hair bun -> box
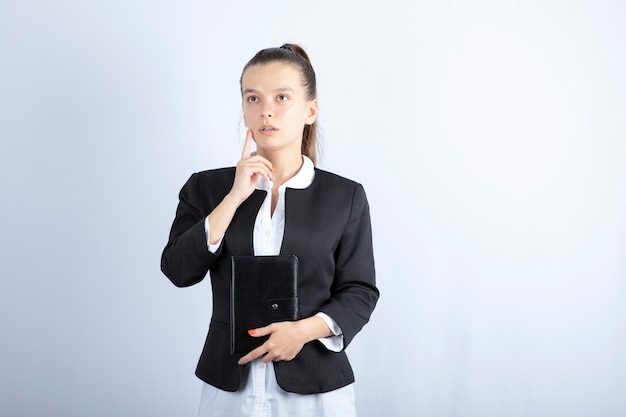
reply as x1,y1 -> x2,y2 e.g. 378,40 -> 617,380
280,43 -> 312,64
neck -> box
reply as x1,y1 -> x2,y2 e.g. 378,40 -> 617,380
258,149 -> 303,187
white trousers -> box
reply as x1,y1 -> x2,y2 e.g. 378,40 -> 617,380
197,360 -> 356,417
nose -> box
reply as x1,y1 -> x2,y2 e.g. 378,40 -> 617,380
261,102 -> 274,119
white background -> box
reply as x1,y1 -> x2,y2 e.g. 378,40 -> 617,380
1,1 -> 625,416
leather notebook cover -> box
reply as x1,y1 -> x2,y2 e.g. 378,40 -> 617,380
230,255 -> 299,355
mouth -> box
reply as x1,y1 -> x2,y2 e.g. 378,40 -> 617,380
260,125 -> 278,134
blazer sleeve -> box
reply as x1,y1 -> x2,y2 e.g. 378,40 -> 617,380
318,183 -> 379,348
161,173 -> 222,287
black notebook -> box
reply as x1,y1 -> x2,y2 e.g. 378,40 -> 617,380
230,255 -> 299,355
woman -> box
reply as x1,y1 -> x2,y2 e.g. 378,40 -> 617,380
161,44 -> 379,416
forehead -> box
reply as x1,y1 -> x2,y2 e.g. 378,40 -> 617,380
241,62 -> 304,92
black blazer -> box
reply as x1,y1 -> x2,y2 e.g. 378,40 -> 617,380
161,167 -> 379,394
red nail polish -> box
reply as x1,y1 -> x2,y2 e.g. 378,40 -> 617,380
248,329 -> 256,335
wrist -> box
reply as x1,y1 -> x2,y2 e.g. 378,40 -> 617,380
225,191 -> 247,206
298,316 -> 332,343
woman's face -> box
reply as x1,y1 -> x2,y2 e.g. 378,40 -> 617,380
241,62 -> 317,156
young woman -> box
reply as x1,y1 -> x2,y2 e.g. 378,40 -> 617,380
161,44 -> 379,417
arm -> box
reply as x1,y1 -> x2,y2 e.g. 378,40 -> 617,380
161,130 -> 274,287
160,172 -> 222,287
317,183 -> 379,348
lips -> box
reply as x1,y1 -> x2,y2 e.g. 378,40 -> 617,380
260,125 -> 278,134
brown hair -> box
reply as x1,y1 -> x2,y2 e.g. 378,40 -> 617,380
240,43 -> 319,165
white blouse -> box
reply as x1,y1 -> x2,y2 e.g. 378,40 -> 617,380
199,156 -> 356,417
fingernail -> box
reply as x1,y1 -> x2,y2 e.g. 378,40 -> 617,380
246,129 -> 250,136
248,329 -> 256,335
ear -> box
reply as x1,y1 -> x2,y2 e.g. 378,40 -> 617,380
305,98 -> 318,125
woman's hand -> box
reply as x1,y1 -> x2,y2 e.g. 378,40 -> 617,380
237,316 -> 333,365
228,129 -> 274,203
206,130 -> 274,245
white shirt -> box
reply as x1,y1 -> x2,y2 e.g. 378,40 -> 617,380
199,156 -> 356,417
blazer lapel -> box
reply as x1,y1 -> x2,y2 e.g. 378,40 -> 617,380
225,190 -> 266,255
281,185 -> 327,256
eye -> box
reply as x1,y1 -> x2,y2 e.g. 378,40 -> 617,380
247,96 -> 259,103
277,94 -> 289,102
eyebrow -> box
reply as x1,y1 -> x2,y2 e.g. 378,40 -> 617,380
242,87 -> 295,95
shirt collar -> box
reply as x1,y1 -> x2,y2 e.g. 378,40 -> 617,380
257,155 -> 315,191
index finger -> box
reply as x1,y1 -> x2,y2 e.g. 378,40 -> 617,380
241,129 -> 252,160
237,344 -> 267,366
